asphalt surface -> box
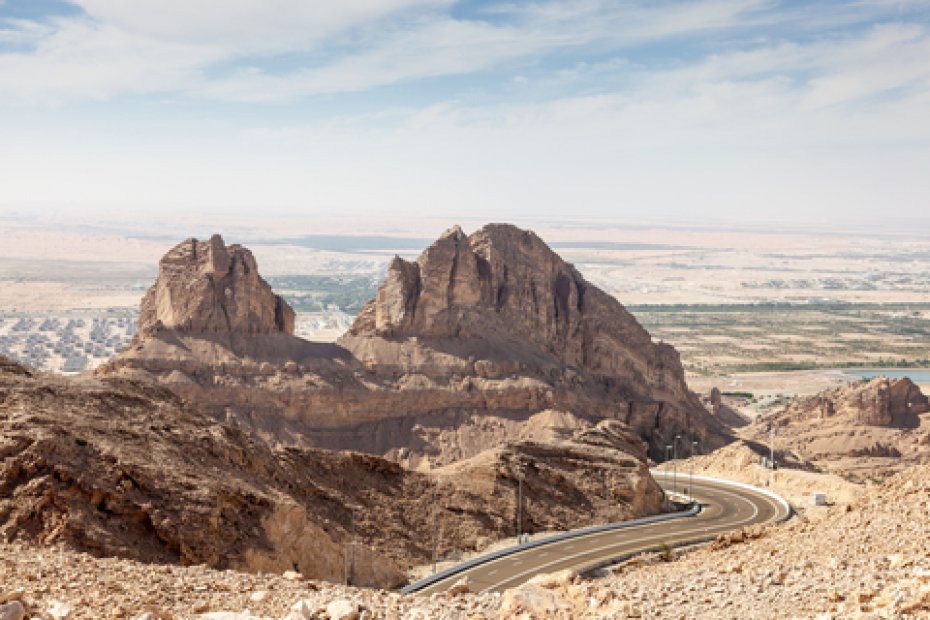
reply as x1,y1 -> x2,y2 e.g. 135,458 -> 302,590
412,472 -> 789,595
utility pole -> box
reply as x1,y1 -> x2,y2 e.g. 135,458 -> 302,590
665,444 -> 672,503
345,505 -> 359,586
769,426 -> 776,486
517,475 -> 524,543
603,471 -> 613,523
431,483 -> 439,574
673,434 -> 680,494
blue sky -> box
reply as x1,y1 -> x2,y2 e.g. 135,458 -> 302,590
1,0 -> 929,229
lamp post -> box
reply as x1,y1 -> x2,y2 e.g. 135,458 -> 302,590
673,434 -> 680,494
604,471 -> 613,524
769,426 -> 776,486
665,444 -> 672,501
431,482 -> 442,574
691,440 -> 698,502
517,474 -> 524,543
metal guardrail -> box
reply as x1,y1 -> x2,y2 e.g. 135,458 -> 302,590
574,472 -> 794,576
403,471 -> 793,594
652,470 -> 794,523
401,500 -> 700,594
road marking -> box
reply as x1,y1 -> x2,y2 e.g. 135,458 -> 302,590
415,477 -> 789,595
480,485 -> 764,593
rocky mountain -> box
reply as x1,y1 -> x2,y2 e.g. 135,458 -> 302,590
743,377 -> 930,479
103,226 -> 729,464
4,444 -> 929,618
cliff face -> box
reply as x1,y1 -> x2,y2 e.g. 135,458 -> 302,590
341,224 -> 725,459
103,224 -> 729,463
138,234 -> 294,337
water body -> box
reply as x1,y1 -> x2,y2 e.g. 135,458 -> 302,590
844,369 -> 930,383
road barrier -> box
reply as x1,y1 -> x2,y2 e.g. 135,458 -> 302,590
403,471 -> 792,594
402,500 -> 700,594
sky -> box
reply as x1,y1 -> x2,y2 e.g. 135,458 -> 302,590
1,0 -> 929,230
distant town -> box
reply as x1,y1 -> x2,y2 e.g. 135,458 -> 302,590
0,305 -> 362,374
0,311 -> 138,373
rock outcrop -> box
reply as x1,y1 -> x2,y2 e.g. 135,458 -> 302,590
341,224 -> 729,460
0,357 -> 664,584
102,225 -> 731,464
743,377 -> 930,478
438,420 -> 665,537
780,376 -> 928,428
138,234 -> 294,337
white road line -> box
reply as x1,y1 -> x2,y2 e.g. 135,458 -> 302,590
480,485 -> 763,593
418,477 -> 787,594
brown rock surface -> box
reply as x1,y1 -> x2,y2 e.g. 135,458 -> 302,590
742,377 -> 930,479
2,460 -> 929,618
0,356 -> 662,588
0,356 -> 403,588
779,376 -> 928,428
138,234 -> 294,337
103,224 -> 729,464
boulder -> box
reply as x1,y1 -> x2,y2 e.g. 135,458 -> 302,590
0,601 -> 25,620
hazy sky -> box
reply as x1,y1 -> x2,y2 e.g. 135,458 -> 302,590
1,0 -> 929,228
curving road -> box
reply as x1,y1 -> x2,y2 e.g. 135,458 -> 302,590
406,472 -> 791,595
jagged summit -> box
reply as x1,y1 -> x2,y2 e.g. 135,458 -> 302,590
138,234 -> 294,337
347,222 -> 686,394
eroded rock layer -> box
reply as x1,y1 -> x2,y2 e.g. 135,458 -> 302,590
103,224 -> 730,463
0,357 -> 663,583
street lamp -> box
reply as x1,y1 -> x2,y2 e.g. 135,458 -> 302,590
690,440 -> 699,502
517,474 -> 524,543
431,482 -> 440,574
604,471 -> 614,524
769,426 -> 776,486
665,444 -> 672,500
673,434 -> 681,494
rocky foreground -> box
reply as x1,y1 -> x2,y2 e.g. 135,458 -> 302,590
0,355 -> 668,590
3,463 -> 928,619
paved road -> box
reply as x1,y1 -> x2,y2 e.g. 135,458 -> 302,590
410,472 -> 790,595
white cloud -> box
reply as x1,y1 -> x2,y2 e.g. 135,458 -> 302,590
72,0 -> 451,54
0,0 -> 780,102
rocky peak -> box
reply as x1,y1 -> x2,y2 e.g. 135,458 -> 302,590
138,234 -> 294,337
782,376 -> 928,428
351,223 -> 623,368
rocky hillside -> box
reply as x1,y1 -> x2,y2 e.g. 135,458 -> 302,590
3,461 -> 928,618
742,377 -> 930,479
0,356 -> 662,588
103,226 -> 729,464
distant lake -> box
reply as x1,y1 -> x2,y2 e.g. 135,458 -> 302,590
844,369 -> 930,383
